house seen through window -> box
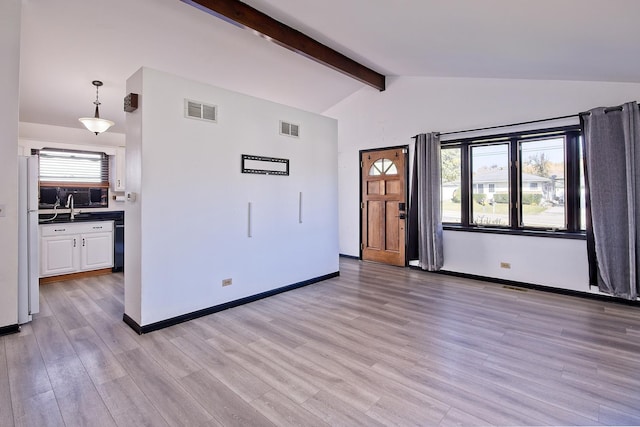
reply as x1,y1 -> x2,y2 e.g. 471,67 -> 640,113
440,126 -> 584,233
441,147 -> 461,223
471,143 -> 509,226
520,137 -> 565,228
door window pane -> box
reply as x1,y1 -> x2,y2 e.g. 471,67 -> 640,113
471,144 -> 509,226
441,147 -> 461,223
369,158 -> 397,176
519,137 -> 566,229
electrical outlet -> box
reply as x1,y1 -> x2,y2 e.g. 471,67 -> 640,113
500,262 -> 511,269
222,278 -> 232,287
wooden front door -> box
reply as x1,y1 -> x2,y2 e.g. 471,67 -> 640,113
361,147 -> 407,266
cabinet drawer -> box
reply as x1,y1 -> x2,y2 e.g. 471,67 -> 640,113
40,224 -> 77,237
41,220 -> 113,236
83,221 -> 113,233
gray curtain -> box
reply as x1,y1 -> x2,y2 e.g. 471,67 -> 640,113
415,133 -> 444,271
582,101 -> 640,299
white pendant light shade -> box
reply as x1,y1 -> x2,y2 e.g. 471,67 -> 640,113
79,117 -> 115,134
79,80 -> 114,135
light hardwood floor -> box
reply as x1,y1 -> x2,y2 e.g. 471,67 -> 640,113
2,258 -> 640,426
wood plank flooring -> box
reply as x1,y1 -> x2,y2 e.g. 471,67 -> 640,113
2,258 -> 640,426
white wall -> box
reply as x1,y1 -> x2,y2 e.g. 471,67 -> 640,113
124,69 -> 143,324
0,0 -> 21,329
325,76 -> 640,293
126,68 -> 338,326
443,231 -> 589,292
19,122 -> 125,149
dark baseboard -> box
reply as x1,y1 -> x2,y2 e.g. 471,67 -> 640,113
428,268 -> 640,307
0,324 -> 20,337
122,313 -> 142,335
123,271 -> 340,334
339,253 -> 359,260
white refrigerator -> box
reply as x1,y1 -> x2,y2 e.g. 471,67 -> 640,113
18,155 -> 40,324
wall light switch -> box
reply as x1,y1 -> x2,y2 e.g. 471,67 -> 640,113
0,204 -> 6,217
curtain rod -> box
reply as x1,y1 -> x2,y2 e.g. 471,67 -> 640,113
434,113 -> 578,137
411,101 -> 638,139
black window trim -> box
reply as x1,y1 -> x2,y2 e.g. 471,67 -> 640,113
441,125 -> 585,239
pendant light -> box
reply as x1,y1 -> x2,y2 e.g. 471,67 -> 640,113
78,80 -> 115,135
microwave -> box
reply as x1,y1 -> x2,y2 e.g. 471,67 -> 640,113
39,186 -> 108,209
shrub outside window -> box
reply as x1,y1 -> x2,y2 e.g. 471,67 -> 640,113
441,147 -> 462,223
471,144 -> 510,227
440,126 -> 583,235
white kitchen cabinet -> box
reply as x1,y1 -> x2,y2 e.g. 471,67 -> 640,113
80,231 -> 114,270
40,233 -> 78,276
40,221 -> 113,277
111,146 -> 126,191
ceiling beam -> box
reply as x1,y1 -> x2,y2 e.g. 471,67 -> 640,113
181,0 -> 385,91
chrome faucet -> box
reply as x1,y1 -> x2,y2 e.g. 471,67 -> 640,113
66,194 -> 75,220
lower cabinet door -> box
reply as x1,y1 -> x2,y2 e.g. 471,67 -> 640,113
80,232 -> 114,271
41,235 -> 78,276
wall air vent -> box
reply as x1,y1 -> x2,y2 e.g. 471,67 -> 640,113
185,99 -> 217,122
280,120 -> 300,138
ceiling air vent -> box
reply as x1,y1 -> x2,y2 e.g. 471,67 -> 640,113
280,120 -> 300,138
185,99 -> 217,122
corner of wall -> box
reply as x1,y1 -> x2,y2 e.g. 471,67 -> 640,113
0,0 -> 22,328
123,68 -> 144,325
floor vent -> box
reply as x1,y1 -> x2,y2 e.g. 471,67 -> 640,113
185,99 -> 217,122
280,120 -> 300,138
503,285 -> 528,292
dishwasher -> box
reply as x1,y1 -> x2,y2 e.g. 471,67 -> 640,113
113,214 -> 124,272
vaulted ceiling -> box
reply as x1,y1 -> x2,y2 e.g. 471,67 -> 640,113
18,0 -> 640,134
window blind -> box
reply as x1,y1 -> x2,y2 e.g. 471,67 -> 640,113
36,148 -> 109,185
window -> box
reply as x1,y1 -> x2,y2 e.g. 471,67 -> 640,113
471,144 -> 509,226
520,137 -> 565,229
369,158 -> 398,176
440,126 -> 583,234
441,147 -> 462,223
36,148 -> 109,186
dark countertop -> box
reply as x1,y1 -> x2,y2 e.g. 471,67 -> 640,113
39,210 -> 124,224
